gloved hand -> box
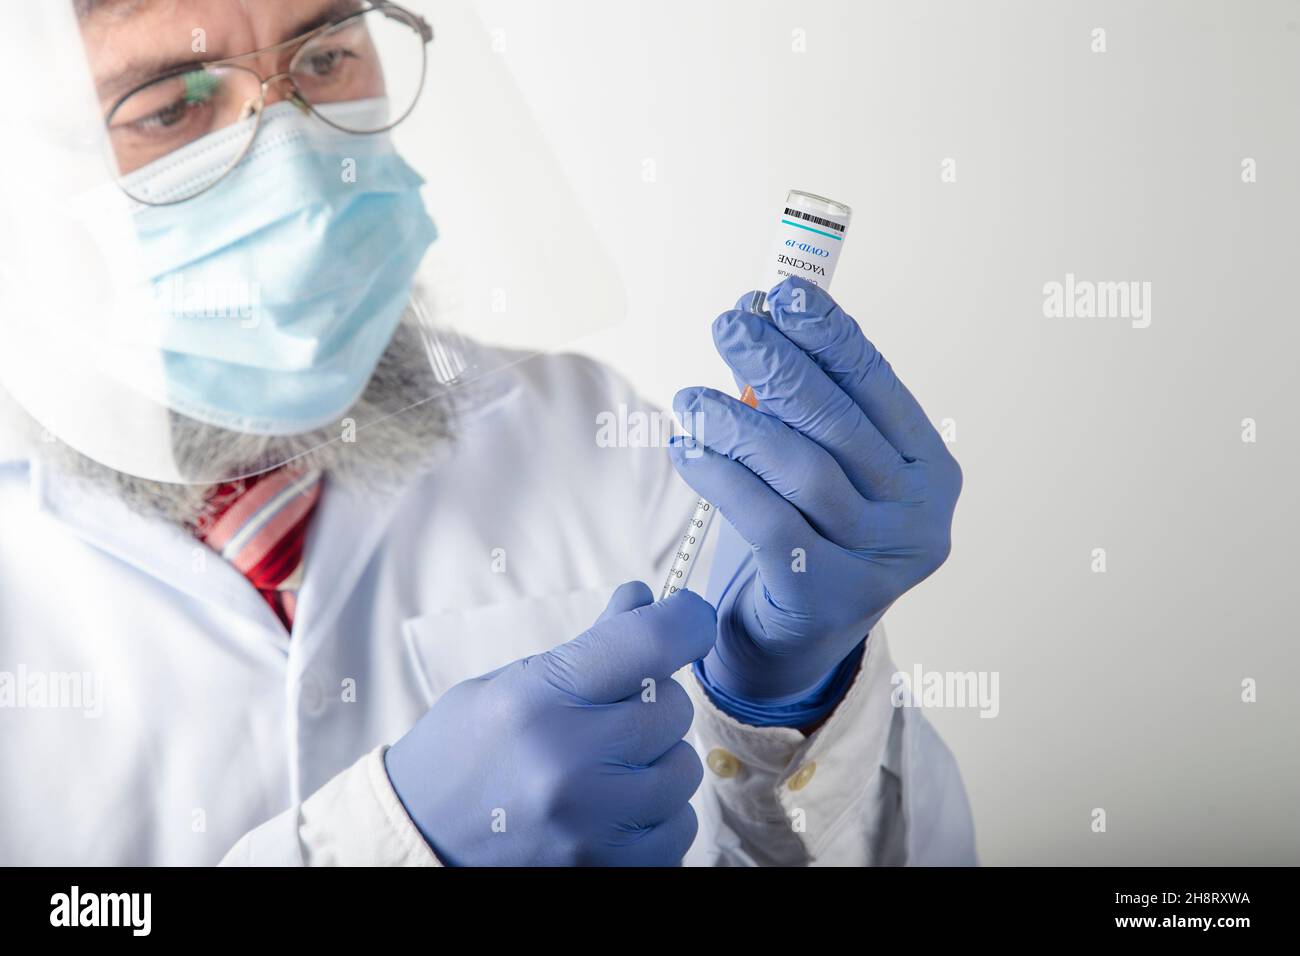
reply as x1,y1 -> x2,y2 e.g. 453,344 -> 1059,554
384,583 -> 715,866
669,276 -> 962,724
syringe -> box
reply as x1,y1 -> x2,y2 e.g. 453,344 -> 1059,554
660,190 -> 853,600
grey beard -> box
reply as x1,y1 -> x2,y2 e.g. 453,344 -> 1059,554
24,309 -> 460,527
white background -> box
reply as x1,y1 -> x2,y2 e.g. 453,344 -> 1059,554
458,0 -> 1300,864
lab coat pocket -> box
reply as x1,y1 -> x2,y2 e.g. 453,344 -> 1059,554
401,586 -> 616,703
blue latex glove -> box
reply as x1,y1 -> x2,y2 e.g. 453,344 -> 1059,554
384,583 -> 715,866
669,276 -> 962,723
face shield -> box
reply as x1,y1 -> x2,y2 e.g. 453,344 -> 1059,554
0,0 -> 624,484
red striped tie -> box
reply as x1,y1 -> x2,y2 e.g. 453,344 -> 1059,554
190,467 -> 323,631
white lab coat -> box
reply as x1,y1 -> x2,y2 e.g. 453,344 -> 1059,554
0,351 -> 976,866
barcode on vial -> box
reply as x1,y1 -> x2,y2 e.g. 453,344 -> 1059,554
783,208 -> 846,233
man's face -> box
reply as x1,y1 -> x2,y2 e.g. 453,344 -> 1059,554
78,1 -> 380,174
43,0 -> 446,498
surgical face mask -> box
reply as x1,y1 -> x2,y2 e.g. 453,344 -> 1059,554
115,96 -> 438,435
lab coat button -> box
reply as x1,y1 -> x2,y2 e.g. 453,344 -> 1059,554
706,748 -> 740,779
300,675 -> 325,717
787,762 -> 816,791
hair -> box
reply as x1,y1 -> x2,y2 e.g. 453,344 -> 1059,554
21,307 -> 462,526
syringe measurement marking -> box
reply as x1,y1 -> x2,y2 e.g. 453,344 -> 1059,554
660,498 -> 714,599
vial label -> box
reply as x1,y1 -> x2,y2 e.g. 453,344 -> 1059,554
762,203 -> 850,293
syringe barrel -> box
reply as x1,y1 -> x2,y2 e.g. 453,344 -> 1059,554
660,497 -> 716,600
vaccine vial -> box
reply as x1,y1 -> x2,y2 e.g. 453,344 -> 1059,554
662,189 -> 852,600
739,189 -> 853,407
750,189 -> 853,314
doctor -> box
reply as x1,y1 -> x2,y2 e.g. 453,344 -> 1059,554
0,0 -> 975,866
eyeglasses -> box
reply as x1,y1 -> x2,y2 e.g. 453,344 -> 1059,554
105,1 -> 433,205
